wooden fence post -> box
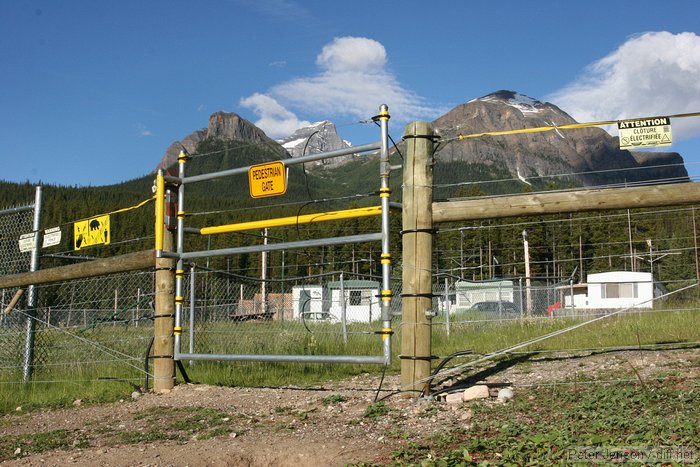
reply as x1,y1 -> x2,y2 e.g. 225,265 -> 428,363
401,121 -> 435,395
154,228 -> 175,392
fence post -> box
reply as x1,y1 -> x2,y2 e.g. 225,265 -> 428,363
340,272 -> 347,343
444,277 -> 451,337
154,227 -> 175,391
401,121 -> 435,395
22,186 -> 42,383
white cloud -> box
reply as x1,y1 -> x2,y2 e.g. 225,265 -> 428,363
315,36 -> 386,73
547,31 -> 700,140
137,123 -> 153,137
240,93 -> 311,138
240,36 -> 442,138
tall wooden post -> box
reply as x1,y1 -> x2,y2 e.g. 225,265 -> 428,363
154,228 -> 175,391
401,121 -> 435,395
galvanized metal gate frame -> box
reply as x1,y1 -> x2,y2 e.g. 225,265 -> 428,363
155,105 -> 394,365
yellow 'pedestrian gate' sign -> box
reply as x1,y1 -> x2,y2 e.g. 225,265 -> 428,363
248,161 -> 287,198
74,215 -> 110,250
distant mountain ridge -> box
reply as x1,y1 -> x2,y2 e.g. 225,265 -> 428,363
156,91 -> 688,187
432,90 -> 687,187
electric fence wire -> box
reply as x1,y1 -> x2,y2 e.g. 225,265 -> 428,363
186,191 -> 377,217
438,110 -> 700,145
411,282 -> 699,398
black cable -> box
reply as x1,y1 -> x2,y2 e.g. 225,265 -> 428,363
373,121 -> 404,161
300,130 -> 321,201
422,349 -> 476,396
373,363 -> 388,403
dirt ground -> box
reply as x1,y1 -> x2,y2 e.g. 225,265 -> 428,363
1,348 -> 698,466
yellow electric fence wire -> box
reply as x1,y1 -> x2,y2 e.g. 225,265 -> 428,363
74,196 -> 155,223
456,111 -> 700,141
200,205 -> 383,235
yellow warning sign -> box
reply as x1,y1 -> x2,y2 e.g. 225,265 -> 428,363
74,215 -> 110,250
248,161 -> 287,198
618,117 -> 672,150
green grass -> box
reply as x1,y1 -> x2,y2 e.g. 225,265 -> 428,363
0,405 -> 238,461
433,307 -> 700,356
377,379 -> 700,466
0,308 -> 698,415
0,429 -> 85,460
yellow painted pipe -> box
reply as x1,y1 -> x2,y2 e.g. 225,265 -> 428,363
154,174 -> 165,251
200,205 -> 382,235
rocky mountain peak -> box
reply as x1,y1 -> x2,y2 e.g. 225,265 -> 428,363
155,112 -> 286,172
277,120 -> 353,165
434,90 -> 687,187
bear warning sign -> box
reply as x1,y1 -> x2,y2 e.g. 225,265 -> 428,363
74,215 -> 110,250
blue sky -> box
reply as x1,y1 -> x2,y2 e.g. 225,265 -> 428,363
2,0 -> 700,187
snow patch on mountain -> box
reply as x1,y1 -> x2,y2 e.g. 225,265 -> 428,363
471,90 -> 545,114
277,120 -> 355,165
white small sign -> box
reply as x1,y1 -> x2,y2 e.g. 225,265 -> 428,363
618,117 -> 672,150
18,232 -> 36,253
43,226 -> 61,248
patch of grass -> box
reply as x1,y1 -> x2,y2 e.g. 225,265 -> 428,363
391,380 -> 700,465
296,409 -> 315,421
392,441 -> 430,462
321,394 -> 347,405
386,428 -> 410,440
363,401 -> 390,418
130,406 -> 234,442
273,421 -> 296,432
0,429 -> 78,460
0,377 -> 138,415
117,430 -> 174,444
420,403 -> 441,418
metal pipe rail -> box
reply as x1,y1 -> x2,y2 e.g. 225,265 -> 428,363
174,352 -> 387,365
158,233 -> 383,261
164,141 -> 381,185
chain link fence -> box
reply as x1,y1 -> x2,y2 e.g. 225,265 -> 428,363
1,264 -> 697,386
2,193 -> 699,387
431,277 -> 572,327
1,271 -> 155,385
178,267 -> 399,359
0,202 -> 34,382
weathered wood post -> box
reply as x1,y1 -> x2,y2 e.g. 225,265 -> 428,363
401,121 -> 435,395
153,226 -> 175,391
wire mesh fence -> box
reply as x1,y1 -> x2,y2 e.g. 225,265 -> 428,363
1,193 -> 700,388
1,265 -> 698,387
0,201 -> 35,383
178,267 -> 398,359
1,271 -> 155,385
0,205 -> 33,277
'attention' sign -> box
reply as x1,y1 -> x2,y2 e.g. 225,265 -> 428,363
248,161 -> 287,198
618,117 -> 672,150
